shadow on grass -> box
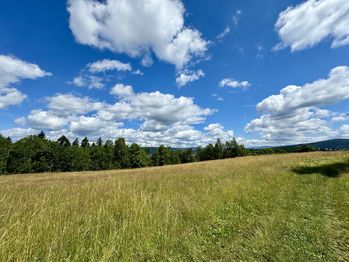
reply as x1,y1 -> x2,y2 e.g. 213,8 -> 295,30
292,161 -> 349,178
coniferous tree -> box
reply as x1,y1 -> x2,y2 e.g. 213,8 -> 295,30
152,145 -> 182,166
179,149 -> 195,163
104,140 -> 114,169
72,138 -> 79,147
129,143 -> 151,168
81,137 -> 90,148
113,138 -> 130,168
38,131 -> 46,140
0,132 -> 249,175
214,138 -> 224,159
97,137 -> 103,147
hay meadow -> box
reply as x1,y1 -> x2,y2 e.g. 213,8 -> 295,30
0,152 -> 348,261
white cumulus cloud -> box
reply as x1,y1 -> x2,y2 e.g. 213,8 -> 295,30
67,0 -> 208,69
88,59 -> 132,73
256,66 -> 349,114
246,66 -> 349,145
176,70 -> 204,87
0,55 -> 51,109
4,87 -> 235,147
110,84 -> 134,98
275,0 -> 349,51
70,59 -> 141,89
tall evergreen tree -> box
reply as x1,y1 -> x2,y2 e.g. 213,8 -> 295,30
129,143 -> 151,168
72,138 -> 79,147
37,131 -> 46,140
179,149 -> 196,163
81,137 -> 90,148
214,138 -> 224,159
104,140 -> 114,169
97,137 -> 103,147
113,138 -> 130,168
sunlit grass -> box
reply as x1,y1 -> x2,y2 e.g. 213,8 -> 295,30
0,152 -> 348,261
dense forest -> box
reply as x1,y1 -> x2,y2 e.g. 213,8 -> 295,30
0,131 -> 250,175
0,131 -> 325,175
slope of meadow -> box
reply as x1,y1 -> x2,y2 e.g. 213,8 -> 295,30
0,152 -> 348,261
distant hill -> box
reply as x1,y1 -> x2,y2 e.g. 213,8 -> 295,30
143,139 -> 349,154
276,139 -> 349,152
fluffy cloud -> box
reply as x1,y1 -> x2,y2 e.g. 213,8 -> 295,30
0,55 -> 50,109
70,59 -> 140,89
246,108 -> 336,145
176,70 -> 204,87
219,78 -> 250,89
110,84 -> 134,97
246,66 -> 349,145
256,66 -> 349,114
69,116 -> 124,136
3,122 -> 233,148
68,0 -> 207,69
5,88 -> 233,147
0,88 -> 27,109
100,86 -> 213,126
88,59 -> 132,73
0,128 -> 41,141
340,125 -> 349,138
203,123 -> 234,143
47,93 -> 104,115
275,0 -> 349,51
27,110 -> 68,130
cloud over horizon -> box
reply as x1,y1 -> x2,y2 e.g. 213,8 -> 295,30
3,87 -> 234,147
246,66 -> 349,145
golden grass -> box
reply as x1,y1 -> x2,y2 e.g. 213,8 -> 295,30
0,152 -> 348,261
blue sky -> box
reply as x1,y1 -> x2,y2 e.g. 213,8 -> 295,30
0,0 -> 349,147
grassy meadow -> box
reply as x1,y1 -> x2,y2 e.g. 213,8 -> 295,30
0,152 -> 348,261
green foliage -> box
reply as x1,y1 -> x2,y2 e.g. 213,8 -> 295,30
296,145 -> 317,152
129,143 -> 151,168
90,146 -> 109,171
198,139 -> 247,161
58,135 -> 71,147
0,135 -> 12,174
114,138 -> 130,169
81,137 -> 90,148
70,147 -> 91,171
152,145 -> 180,166
6,135 -> 56,174
179,149 -> 196,163
72,138 -> 79,147
0,132 -> 250,175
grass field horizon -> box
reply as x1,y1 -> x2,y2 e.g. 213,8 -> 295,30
1,152 -> 348,261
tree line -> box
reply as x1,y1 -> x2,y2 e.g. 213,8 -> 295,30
0,132 -> 249,175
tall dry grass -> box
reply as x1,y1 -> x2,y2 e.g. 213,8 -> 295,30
0,152 -> 348,261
